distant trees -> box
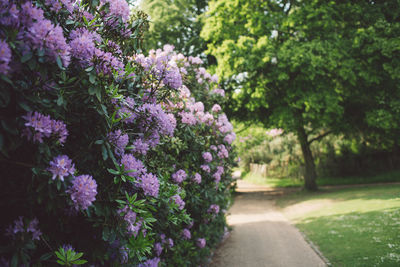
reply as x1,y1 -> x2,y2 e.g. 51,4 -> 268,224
140,0 -> 208,57
202,0 -> 400,190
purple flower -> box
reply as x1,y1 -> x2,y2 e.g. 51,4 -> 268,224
179,111 -> 196,125
22,112 -> 68,144
211,89 -> 225,97
197,238 -> 206,248
0,40 -> 11,75
0,2 -> 20,27
216,114 -> 233,133
27,218 -> 42,240
120,246 -> 129,264
200,165 -> 210,173
121,154 -> 147,179
224,133 -> 236,144
62,244 -> 75,252
213,166 -> 224,183
193,173 -> 201,184
138,173 -> 159,197
167,238 -> 174,248
171,194 -> 185,210
211,104 -> 222,113
138,257 -> 160,267
154,242 -> 162,256
217,144 -> 229,159
20,2 -> 45,27
208,204 -> 220,214
69,28 -> 96,66
26,18 -> 71,67
131,138 -> 150,155
118,205 -> 140,236
202,152 -> 213,163
103,0 -> 130,22
188,56 -> 203,64
108,130 -> 129,155
6,217 -> 42,241
68,175 -> 97,210
50,119 -> 68,144
182,228 -> 191,240
172,169 -> 187,183
48,155 -> 75,181
94,48 -> 124,76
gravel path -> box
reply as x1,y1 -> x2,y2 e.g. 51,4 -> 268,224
210,179 -> 327,267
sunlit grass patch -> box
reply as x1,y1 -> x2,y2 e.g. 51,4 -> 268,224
241,172 -> 303,187
278,185 -> 400,266
241,169 -> 400,188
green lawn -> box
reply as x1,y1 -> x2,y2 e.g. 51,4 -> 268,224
241,170 -> 400,188
277,185 -> 400,266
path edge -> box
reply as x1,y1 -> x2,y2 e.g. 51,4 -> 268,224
295,226 -> 332,266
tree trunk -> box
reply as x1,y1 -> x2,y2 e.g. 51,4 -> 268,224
296,123 -> 318,191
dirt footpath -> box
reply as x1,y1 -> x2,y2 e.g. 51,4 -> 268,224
210,180 -> 327,267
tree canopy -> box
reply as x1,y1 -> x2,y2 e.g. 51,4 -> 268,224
140,0 -> 208,57
201,0 -> 400,190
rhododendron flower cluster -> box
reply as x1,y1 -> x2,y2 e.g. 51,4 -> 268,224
48,155 -> 75,181
68,175 -> 98,210
193,173 -> 202,184
135,45 -> 183,89
208,204 -> 220,214
6,217 -> 42,241
0,40 -> 11,75
172,169 -> 187,183
182,228 -> 191,240
22,112 -> 68,144
202,152 -> 213,163
171,194 -> 185,210
197,238 -> 206,248
0,0 -> 236,264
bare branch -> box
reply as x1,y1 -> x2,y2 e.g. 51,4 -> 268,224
308,130 -> 333,145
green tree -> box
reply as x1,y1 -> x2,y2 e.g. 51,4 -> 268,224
140,0 -> 208,56
201,0 -> 400,190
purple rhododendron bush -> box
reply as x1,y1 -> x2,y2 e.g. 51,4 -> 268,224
0,0 -> 236,266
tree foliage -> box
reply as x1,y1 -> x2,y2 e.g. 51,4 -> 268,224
202,0 -> 400,190
140,0 -> 208,57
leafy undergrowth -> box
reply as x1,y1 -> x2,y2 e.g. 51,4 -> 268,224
277,185 -> 400,266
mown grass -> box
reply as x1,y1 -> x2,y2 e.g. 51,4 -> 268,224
241,169 -> 400,188
277,185 -> 400,266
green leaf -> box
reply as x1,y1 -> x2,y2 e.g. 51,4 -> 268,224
71,259 -> 88,265
56,260 -> 65,265
88,87 -> 96,95
108,168 -> 119,175
56,56 -> 64,70
85,66 -> 94,72
101,145 -> 108,160
1,74 -> 13,85
89,74 -> 96,84
102,227 -> 110,241
55,251 -> 64,260
20,52 -> 33,63
40,252 -> 53,261
101,104 -> 108,117
17,101 -> 31,111
0,88 -> 10,107
95,88 -> 101,101
57,96 -> 63,106
95,140 -> 104,145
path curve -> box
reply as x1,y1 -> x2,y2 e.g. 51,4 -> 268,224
210,179 -> 326,267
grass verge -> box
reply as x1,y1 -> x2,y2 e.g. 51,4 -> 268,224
241,170 -> 400,188
277,184 -> 400,266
